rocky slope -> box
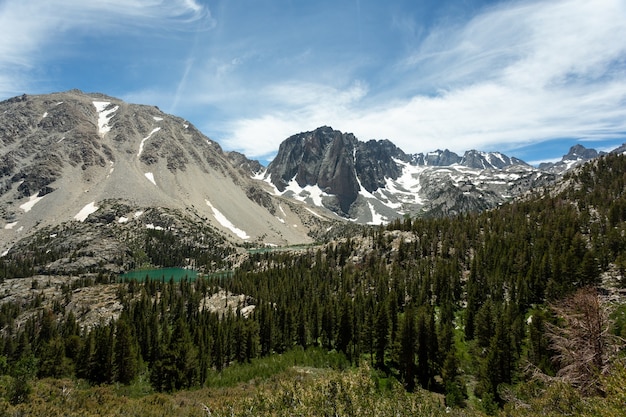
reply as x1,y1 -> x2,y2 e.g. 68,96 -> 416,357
262,127 -> 602,222
0,91 -> 337,275
0,91 -> 616,276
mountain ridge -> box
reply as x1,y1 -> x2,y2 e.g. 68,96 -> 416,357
0,91 -> 337,273
0,91 -> 619,274
262,126 -> 610,222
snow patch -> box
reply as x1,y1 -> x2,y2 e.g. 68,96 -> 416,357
74,202 -> 98,222
146,223 -> 164,230
118,217 -> 129,223
4,221 -> 18,230
144,172 -> 156,186
20,194 -> 44,212
1,249 -> 8,257
205,200 -> 250,239
134,210 -> 144,218
305,207 -> 324,219
385,159 -> 425,205
42,112 -> 48,118
282,177 -> 328,207
57,137 -> 65,143
252,168 -> 266,181
137,127 -> 161,159
366,202 -> 388,225
153,116 -> 163,121
93,101 -> 119,137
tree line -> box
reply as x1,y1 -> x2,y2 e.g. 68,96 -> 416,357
2,153 -> 626,410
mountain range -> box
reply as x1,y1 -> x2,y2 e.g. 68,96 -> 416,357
261,126 -> 605,222
0,91 -> 615,274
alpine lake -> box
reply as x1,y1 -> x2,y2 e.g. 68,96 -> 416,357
119,267 -> 198,282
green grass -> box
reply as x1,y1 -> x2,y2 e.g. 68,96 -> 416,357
205,347 -> 349,388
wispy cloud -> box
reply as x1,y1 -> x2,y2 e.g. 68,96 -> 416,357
2,0 -> 625,164
215,0 -> 626,159
219,81 -> 369,158
0,0 -> 212,97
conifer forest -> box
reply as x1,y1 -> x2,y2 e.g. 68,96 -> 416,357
2,154 -> 626,416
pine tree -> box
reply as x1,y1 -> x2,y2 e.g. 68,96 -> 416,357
374,303 -> 389,370
336,298 -> 354,359
91,324 -> 114,384
398,308 -> 417,391
114,316 -> 138,384
416,306 -> 438,390
442,348 -> 467,408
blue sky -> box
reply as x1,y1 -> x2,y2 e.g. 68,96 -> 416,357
1,0 -> 626,166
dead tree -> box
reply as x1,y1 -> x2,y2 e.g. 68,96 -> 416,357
546,287 -> 620,395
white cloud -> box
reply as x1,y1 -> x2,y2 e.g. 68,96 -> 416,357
219,0 -> 626,158
0,0 -> 212,97
220,81 -> 368,158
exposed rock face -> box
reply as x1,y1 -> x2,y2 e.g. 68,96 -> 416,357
539,144 -> 606,172
266,127 -> 410,215
355,139 -> 408,192
0,91 -> 339,272
226,151 -> 263,176
266,127 -> 356,213
265,127 -> 607,222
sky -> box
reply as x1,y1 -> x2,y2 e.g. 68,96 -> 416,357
1,0 -> 626,166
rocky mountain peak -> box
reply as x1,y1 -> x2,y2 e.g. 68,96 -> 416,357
412,149 -> 460,166
460,150 -> 528,170
1,91 -> 338,264
264,127 -> 600,222
538,144 -> 605,172
265,127 -> 413,216
563,144 -> 603,161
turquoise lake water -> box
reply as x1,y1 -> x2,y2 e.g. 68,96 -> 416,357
119,267 -> 198,282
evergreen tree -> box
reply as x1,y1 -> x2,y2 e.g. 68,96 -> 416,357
442,348 -> 467,408
114,316 -> 138,384
374,303 -> 389,370
398,308 -> 417,391
337,297 -> 354,359
91,324 -> 114,384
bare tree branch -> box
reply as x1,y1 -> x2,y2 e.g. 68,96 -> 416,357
545,287 -> 621,395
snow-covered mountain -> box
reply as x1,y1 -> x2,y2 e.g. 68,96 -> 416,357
0,91 -> 338,272
0,92 -> 614,274
538,144 -> 606,173
261,127 -> 606,223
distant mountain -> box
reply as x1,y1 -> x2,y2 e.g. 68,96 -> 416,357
412,148 -> 527,169
262,127 -> 608,222
0,91 -> 336,274
538,144 -> 606,172
1,91 -> 615,275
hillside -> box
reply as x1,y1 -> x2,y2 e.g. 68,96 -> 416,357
1,152 -> 625,415
1,92 -> 612,277
0,91 -> 339,275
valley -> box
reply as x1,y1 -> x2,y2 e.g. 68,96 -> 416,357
1,91 -> 625,416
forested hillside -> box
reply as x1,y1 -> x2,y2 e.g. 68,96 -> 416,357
1,153 -> 626,415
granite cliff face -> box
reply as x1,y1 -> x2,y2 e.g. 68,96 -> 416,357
263,127 -> 605,222
265,127 -> 410,216
0,91 -> 613,275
